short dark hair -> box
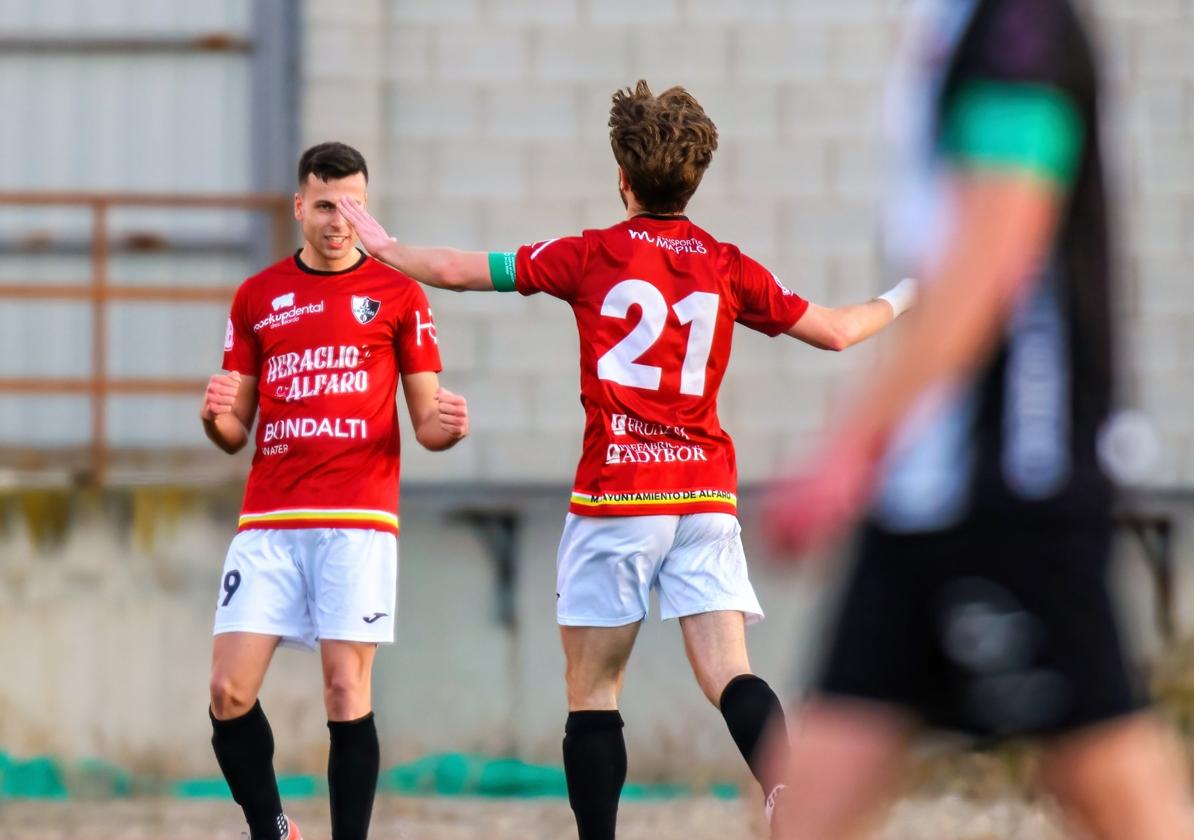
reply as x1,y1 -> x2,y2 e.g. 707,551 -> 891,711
297,142 -> 368,187
608,80 -> 718,214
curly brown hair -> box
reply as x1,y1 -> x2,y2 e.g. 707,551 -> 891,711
608,80 -> 719,214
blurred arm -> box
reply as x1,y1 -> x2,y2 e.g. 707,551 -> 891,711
841,173 -> 1064,452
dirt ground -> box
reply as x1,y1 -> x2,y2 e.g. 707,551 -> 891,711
0,794 -> 1069,840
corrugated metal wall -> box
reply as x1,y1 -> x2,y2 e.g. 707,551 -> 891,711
0,0 -> 286,457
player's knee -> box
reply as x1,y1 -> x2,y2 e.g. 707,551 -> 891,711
323,671 -> 368,717
209,674 -> 256,719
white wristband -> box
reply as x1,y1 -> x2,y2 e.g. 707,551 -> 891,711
877,277 -> 917,318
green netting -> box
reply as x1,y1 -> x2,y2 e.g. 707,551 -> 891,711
380,753 -> 571,798
66,758 -> 132,799
371,754 -> 725,801
173,774 -> 321,799
0,751 -> 739,801
0,753 -> 68,799
710,782 -> 739,800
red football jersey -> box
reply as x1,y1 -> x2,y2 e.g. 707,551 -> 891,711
514,214 -> 808,517
222,251 -> 442,535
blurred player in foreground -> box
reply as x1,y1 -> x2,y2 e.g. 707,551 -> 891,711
200,142 -> 468,840
339,81 -> 914,839
764,1 -> 1194,838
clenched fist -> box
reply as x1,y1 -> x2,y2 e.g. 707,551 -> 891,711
436,387 -> 469,440
201,370 -> 242,421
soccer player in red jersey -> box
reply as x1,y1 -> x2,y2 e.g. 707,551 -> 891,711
339,82 -> 914,839
200,142 -> 469,840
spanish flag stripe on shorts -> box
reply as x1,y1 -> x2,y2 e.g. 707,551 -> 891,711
237,508 -> 400,534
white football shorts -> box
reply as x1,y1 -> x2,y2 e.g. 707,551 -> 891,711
212,528 -> 398,650
556,512 -> 763,627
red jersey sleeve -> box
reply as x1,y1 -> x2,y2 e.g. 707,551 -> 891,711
735,253 -> 810,336
395,282 -> 443,374
514,236 -> 587,300
221,283 -> 261,376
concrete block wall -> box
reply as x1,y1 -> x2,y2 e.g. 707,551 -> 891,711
302,0 -> 1194,488
0,489 -> 831,775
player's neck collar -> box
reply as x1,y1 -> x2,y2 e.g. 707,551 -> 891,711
293,248 -> 368,276
632,212 -> 688,222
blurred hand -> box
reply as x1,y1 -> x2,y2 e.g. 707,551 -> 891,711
436,387 -> 469,440
201,371 -> 241,421
762,431 -> 879,564
338,197 -> 394,255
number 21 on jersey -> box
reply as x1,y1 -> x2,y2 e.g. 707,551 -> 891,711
596,279 -> 719,397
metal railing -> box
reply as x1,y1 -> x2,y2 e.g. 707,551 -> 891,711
0,192 -> 292,485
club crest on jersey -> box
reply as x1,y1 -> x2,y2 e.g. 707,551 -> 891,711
351,295 -> 381,324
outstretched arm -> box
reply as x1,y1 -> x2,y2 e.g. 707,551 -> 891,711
785,278 -> 916,351
338,198 -> 495,291
402,371 -> 469,451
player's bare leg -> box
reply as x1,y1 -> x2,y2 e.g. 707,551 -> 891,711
321,639 -> 376,720
681,610 -> 790,823
771,699 -> 912,840
1042,712 -> 1194,840
680,610 -> 752,704
210,631 -> 279,718
321,640 -> 380,840
562,622 -> 639,709
560,622 -> 640,840
209,632 -> 295,840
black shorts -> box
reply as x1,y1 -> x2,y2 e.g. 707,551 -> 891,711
816,517 -> 1146,739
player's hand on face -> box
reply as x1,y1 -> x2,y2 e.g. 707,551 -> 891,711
435,387 -> 469,439
201,370 -> 241,421
337,197 -> 393,255
762,432 -> 878,563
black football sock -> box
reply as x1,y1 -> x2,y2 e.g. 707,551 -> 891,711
719,674 -> 789,797
210,701 -> 288,840
327,712 -> 380,840
562,710 -> 627,840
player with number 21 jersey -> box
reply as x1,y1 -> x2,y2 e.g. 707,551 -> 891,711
514,218 -> 807,517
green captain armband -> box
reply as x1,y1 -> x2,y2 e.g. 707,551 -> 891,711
942,81 -> 1083,187
488,252 -> 518,292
